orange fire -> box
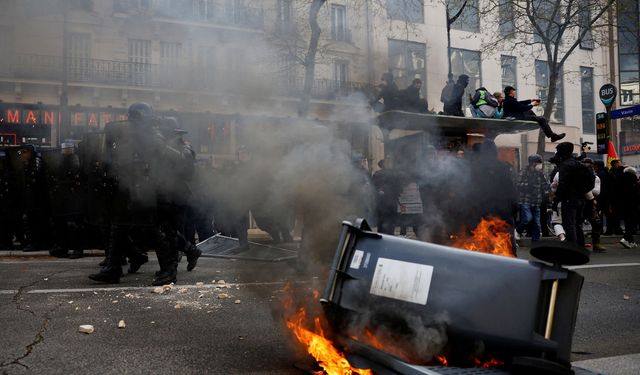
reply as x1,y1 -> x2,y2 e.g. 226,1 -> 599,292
284,286 -> 372,375
472,356 -> 505,368
451,216 -> 514,257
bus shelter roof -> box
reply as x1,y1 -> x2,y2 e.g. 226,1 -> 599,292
376,110 -> 539,135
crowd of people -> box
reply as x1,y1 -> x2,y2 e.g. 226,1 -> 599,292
0,103 -> 297,286
371,72 -> 566,142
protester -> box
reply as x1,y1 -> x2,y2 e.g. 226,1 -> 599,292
442,74 -> 469,116
400,78 -> 429,113
502,86 -> 566,142
371,72 -> 401,112
582,158 -> 605,252
619,167 -> 640,249
606,159 -> 625,235
514,154 -> 550,242
553,142 -> 592,246
469,87 -> 499,118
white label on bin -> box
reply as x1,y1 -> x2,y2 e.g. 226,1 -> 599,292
369,258 -> 433,305
350,250 -> 364,269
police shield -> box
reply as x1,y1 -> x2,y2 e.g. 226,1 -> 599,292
80,132 -> 111,227
42,148 -> 85,217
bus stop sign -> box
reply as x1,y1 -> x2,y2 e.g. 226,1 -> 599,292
599,84 -> 617,108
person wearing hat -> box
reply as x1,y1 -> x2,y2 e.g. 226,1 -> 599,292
443,74 -> 469,116
553,142 -> 589,246
514,154 -> 550,242
503,86 -> 566,142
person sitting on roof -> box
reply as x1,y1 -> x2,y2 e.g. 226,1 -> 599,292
370,72 -> 401,112
400,78 -> 429,113
502,86 -> 565,142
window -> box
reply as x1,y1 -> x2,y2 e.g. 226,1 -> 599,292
501,55 -> 517,92
197,46 -> 217,88
581,67 -> 595,134
449,0 -> 479,33
535,60 -> 564,123
114,0 -> 150,12
386,0 -> 424,23
334,60 -> 349,91
579,7 -> 594,49
276,0 -> 294,33
331,5 -> 349,42
617,0 -> 640,106
128,39 -> 151,85
160,42 -> 181,66
450,48 -> 481,108
498,0 -> 515,35
533,0 -> 560,43
0,26 -> 14,73
66,33 -> 91,81
388,39 -> 426,91
193,0 -> 217,21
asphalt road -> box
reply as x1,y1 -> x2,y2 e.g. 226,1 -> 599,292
1,242 -> 639,375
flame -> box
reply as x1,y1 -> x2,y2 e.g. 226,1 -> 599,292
284,286 -> 372,375
451,216 -> 514,257
472,356 -> 505,368
436,356 -> 449,366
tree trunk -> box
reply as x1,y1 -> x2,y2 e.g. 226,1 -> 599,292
298,0 -> 326,117
536,67 -> 560,155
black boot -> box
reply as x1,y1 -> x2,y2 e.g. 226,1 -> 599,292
89,268 -> 122,283
128,252 -> 148,273
184,243 -> 202,271
90,226 -> 122,284
68,249 -> 84,259
550,133 -> 566,142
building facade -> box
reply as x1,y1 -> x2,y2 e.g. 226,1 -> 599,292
0,0 -> 615,167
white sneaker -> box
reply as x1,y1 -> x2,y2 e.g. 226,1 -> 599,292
514,231 -> 522,240
620,238 -> 633,249
631,242 -> 639,248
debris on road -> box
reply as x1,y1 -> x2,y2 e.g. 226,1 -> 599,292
196,282 -> 204,286
118,320 -> 126,329
175,304 -> 182,309
234,300 -> 241,304
152,287 -> 164,294
216,280 -> 226,285
624,295 -> 630,300
217,293 -> 229,299
79,325 -> 94,334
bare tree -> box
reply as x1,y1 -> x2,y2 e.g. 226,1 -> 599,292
479,0 -> 616,154
298,0 -> 327,117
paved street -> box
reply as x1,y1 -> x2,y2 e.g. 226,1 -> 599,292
1,241 -> 639,375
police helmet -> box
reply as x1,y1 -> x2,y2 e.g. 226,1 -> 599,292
128,102 -> 153,120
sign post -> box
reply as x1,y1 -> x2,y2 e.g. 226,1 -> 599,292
599,83 -> 617,156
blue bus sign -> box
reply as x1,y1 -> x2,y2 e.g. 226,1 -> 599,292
599,84 -> 617,108
610,104 -> 640,119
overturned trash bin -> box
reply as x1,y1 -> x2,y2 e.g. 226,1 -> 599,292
320,220 -> 589,375
196,234 -> 297,262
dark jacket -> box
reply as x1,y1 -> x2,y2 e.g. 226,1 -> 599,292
443,82 -> 467,116
619,172 -> 640,215
556,158 -> 586,201
401,85 -> 427,112
503,96 -> 534,119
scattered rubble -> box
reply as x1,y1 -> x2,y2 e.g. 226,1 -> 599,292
175,304 -> 182,309
217,293 -> 229,299
118,320 -> 126,329
216,280 -> 226,285
623,295 -> 630,300
234,300 -> 241,304
196,282 -> 205,286
79,325 -> 94,334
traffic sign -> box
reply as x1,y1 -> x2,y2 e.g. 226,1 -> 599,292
599,84 -> 617,107
610,104 -> 640,119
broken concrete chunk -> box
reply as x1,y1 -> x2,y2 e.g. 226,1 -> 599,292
163,284 -> 174,292
79,325 -> 94,334
623,295 -> 630,300
234,300 -> 241,304
217,293 -> 229,299
178,288 -> 188,294
174,304 -> 182,309
118,320 -> 126,329
216,280 -> 226,285
196,282 -> 204,286
152,287 -> 164,294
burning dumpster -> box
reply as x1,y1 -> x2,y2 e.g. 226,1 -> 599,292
319,220 -> 588,374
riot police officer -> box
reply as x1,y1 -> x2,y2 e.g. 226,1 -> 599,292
0,148 -> 16,249
45,143 -> 86,258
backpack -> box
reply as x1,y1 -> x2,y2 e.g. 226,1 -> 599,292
574,162 -> 596,195
440,81 -> 455,104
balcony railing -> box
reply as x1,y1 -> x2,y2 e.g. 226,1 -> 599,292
2,54 -> 371,101
114,0 -> 264,30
